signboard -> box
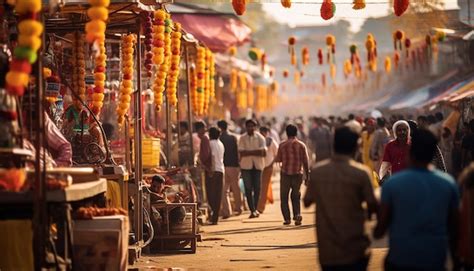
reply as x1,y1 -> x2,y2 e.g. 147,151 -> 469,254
459,0 -> 474,27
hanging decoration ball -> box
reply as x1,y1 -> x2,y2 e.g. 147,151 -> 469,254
321,0 -> 336,20
393,30 -> 404,50
302,47 -> 310,66
229,46 -> 237,56
384,56 -> 392,74
288,36 -> 296,46
248,47 -> 262,62
352,0 -> 365,9
283,69 -> 289,78
281,0 -> 291,8
393,0 -> 409,16
232,0 -> 246,16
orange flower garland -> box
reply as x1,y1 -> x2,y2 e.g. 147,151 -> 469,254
203,48 -> 212,114
5,0 -> 43,96
152,10 -> 171,111
72,33 -> 86,101
85,0 -> 109,43
230,69 -> 238,92
166,22 -> 182,107
384,56 -> 392,74
190,66 -> 198,114
91,40 -> 107,115
196,46 -> 206,115
209,52 -> 216,100
117,34 -> 136,126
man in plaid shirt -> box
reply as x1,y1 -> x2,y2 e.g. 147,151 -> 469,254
275,124 -> 310,225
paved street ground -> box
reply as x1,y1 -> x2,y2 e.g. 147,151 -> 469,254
133,173 -> 388,270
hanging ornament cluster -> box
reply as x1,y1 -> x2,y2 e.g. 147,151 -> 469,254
195,46 -> 206,115
281,0 -> 291,8
232,0 -> 246,15
343,59 -> 352,78
302,47 -> 310,66
365,33 -> 377,72
352,0 -> 365,10
152,10 -> 171,111
91,40 -> 107,115
384,56 -> 392,74
203,48 -> 214,114
404,37 -> 411,58
5,0 -> 43,96
288,36 -> 297,66
393,0 -> 409,16
393,30 -> 404,50
230,69 -> 238,92
143,11 -> 154,78
72,33 -> 86,101
167,22 -> 182,107
256,85 -> 267,112
326,35 -> 336,64
117,34 -> 135,126
317,48 -> 324,65
321,0 -> 336,20
85,0 -> 109,43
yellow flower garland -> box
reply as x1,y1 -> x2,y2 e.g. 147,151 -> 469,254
166,22 -> 182,107
230,69 -> 238,92
196,46 -> 206,116
152,10 -> 171,111
5,0 -> 43,96
209,52 -> 215,100
117,34 -> 136,125
190,66 -> 198,115
85,0 -> 109,43
91,40 -> 107,116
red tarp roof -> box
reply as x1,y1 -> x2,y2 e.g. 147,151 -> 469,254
171,14 -> 252,53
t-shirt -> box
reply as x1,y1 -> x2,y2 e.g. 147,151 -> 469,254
382,140 -> 410,174
381,168 -> 460,270
304,155 -> 376,265
210,139 -> 225,173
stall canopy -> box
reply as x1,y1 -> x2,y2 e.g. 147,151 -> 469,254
169,3 -> 251,52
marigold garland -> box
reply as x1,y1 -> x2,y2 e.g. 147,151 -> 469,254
5,0 -> 43,96
152,10 -> 171,111
196,46 -> 206,116
143,11 -> 154,78
116,34 -> 135,126
209,52 -> 216,100
203,48 -> 212,114
343,59 -> 352,78
85,0 -> 109,43
72,33 -> 86,101
166,22 -> 182,107
91,40 -> 107,116
230,68 -> 238,92
256,84 -> 267,112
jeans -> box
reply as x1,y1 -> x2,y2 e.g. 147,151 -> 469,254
280,173 -> 303,221
322,257 -> 369,271
206,172 -> 224,223
241,169 -> 262,213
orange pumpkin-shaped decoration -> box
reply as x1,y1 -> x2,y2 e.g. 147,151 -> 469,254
232,0 -> 246,16
281,0 -> 291,8
393,0 -> 409,16
321,0 -> 336,20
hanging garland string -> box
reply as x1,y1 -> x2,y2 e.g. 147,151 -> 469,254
117,34 -> 136,126
166,22 -> 182,107
196,46 -> 206,116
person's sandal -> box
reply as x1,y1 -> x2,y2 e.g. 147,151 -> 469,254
283,220 -> 291,225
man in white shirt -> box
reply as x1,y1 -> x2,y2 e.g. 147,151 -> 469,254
257,126 -> 278,214
207,127 -> 225,225
238,119 -> 267,218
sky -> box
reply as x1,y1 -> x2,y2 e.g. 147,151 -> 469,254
262,0 -> 460,32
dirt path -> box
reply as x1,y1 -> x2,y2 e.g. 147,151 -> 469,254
134,174 -> 388,270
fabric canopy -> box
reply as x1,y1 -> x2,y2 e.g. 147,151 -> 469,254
172,14 -> 251,52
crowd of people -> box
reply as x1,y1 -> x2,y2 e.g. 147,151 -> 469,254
189,111 -> 473,270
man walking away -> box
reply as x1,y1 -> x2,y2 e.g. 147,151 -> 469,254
206,127 -> 225,225
276,124 -> 310,226
238,119 -> 267,219
257,126 -> 278,214
374,129 -> 460,271
217,120 -> 242,217
304,127 -> 378,271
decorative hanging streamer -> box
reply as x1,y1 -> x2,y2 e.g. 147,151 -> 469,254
404,37 -> 411,58
91,39 -> 107,116
321,0 -> 336,20
196,46 -> 206,115
393,0 -> 409,16
117,34 -> 136,125
283,69 -> 289,78
190,67 -> 198,113
85,0 -> 109,43
352,0 -> 365,9
317,48 -> 324,65
232,0 -> 246,15
326,34 -> 336,64
288,36 -> 297,66
294,71 -> 300,86
152,10 -> 171,112
261,53 -> 267,71
143,11 -> 154,78
321,73 -> 327,88
230,69 -> 238,92
302,47 -> 310,66
5,0 -> 43,96
343,59 -> 352,78
365,34 -> 377,72
166,22 -> 182,107
349,44 -> 360,65
393,51 -> 400,68
384,56 -> 391,74
393,30 -> 404,50
281,0 -> 291,8
329,64 -> 336,80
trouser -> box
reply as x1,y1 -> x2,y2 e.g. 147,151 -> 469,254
280,173 -> 303,221
241,168 -> 262,213
384,257 -> 445,271
257,165 -> 273,213
321,257 -> 369,271
205,171 -> 224,223
221,167 -> 242,217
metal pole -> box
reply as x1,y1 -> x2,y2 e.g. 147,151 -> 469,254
165,84 -> 172,169
184,44 -> 194,166
133,23 -> 143,244
34,13 -> 47,270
